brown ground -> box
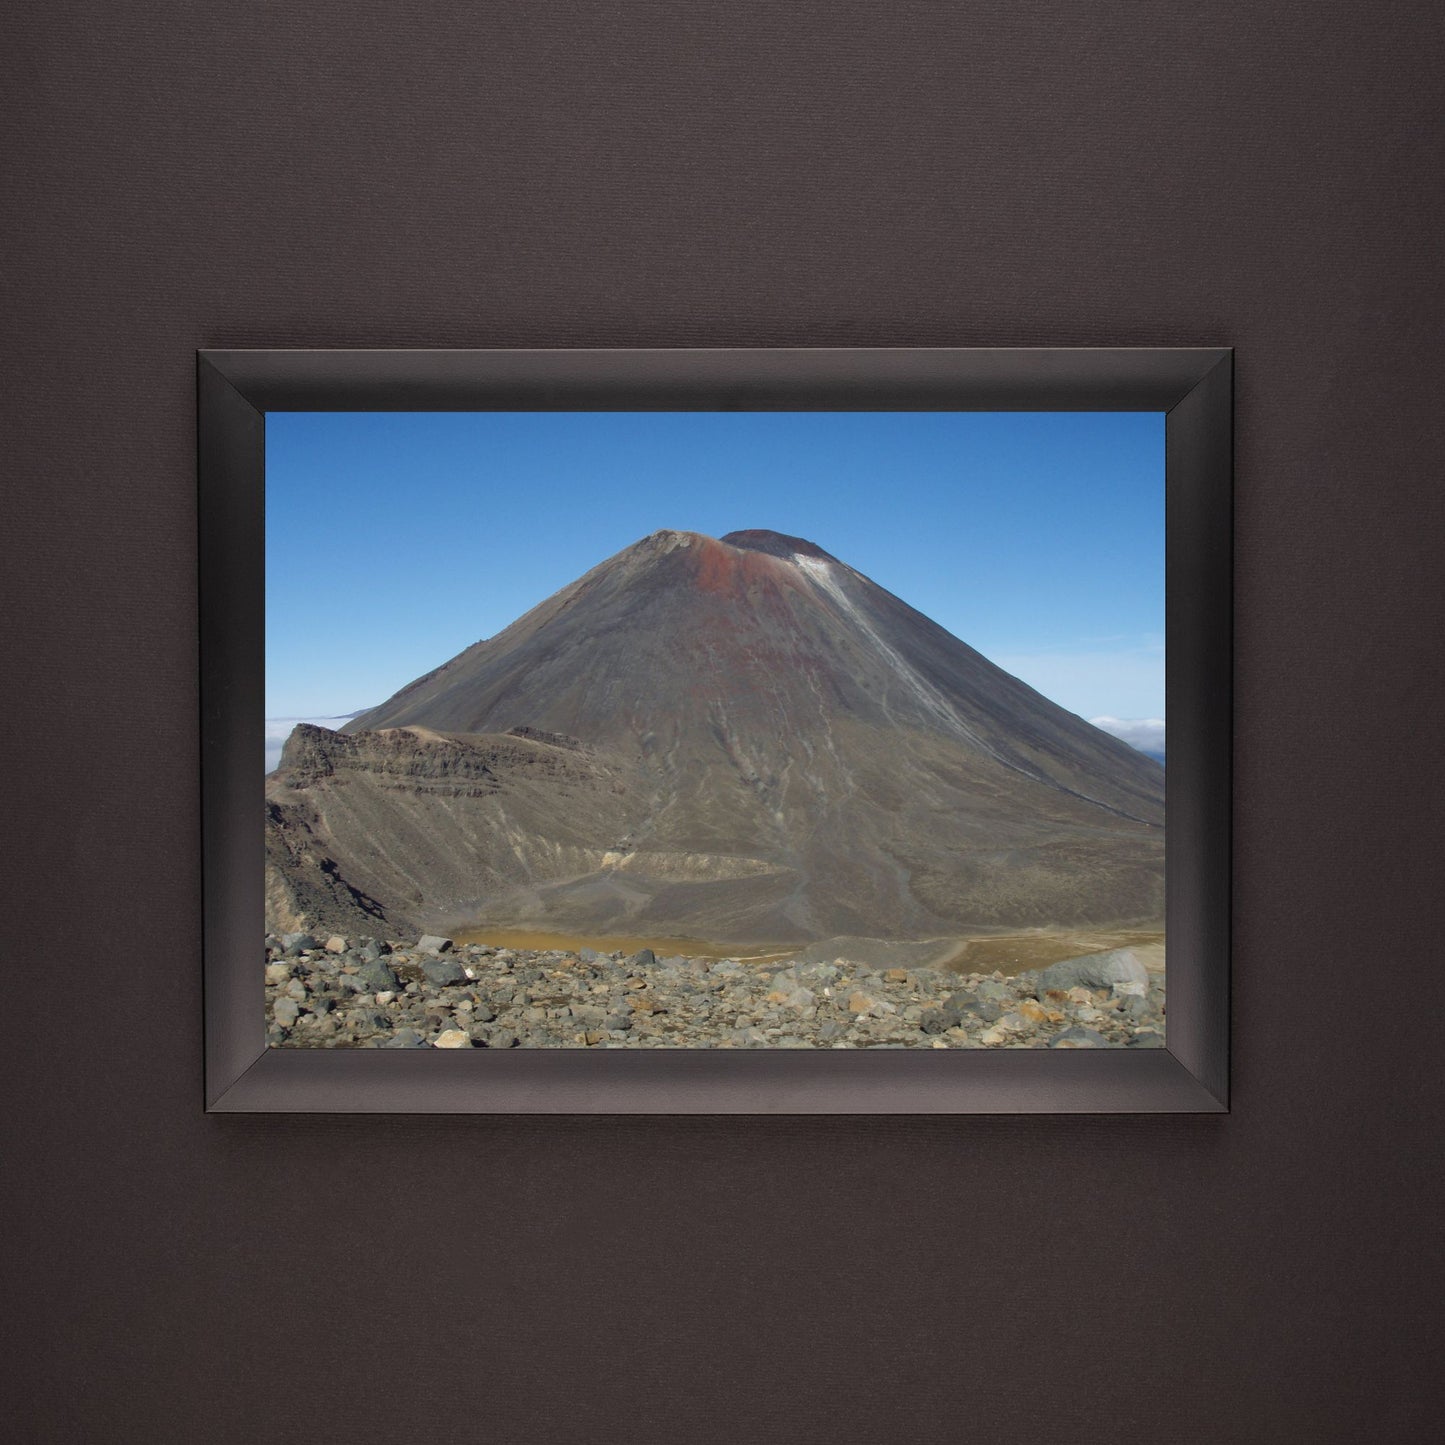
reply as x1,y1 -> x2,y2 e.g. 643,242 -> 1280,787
449,923 -> 1165,976
450,926 -> 798,963
942,927 -> 1165,976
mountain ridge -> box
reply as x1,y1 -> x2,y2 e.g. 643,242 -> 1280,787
267,528 -> 1163,942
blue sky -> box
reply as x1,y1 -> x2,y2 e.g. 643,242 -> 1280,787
266,411 -> 1164,736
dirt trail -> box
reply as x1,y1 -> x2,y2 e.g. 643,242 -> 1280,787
450,926 -> 796,963
450,923 -> 1165,976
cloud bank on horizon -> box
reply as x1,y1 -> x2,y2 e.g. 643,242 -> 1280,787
1090,716 -> 1166,759
265,714 -> 360,773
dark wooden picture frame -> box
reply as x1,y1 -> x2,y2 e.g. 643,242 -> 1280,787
199,347 -> 1231,1113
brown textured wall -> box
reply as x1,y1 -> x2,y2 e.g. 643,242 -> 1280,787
4,3 -> 1442,1441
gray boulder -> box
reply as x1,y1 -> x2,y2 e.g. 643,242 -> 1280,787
948,993 -> 1001,1023
1038,948 -> 1149,996
422,958 -> 468,988
381,1028 -> 428,1048
1129,1029 -> 1166,1048
794,960 -> 840,985
1049,1025 -> 1111,1049
416,934 -> 454,955
356,956 -> 399,992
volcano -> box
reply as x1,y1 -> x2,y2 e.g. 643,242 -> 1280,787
265,529 -> 1164,944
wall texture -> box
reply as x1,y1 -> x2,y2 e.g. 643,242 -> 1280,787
5,3 -> 1442,1440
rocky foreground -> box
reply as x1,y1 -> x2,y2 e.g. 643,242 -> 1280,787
265,933 -> 1166,1050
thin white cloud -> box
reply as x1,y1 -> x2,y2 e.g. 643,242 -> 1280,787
265,715 -> 360,773
1090,716 -> 1165,757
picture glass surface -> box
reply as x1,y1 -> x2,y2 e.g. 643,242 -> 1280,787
264,411 -> 1165,1052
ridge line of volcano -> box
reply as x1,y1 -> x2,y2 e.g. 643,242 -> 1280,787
271,526 -> 1164,944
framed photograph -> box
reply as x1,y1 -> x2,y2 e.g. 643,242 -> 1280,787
200,347 -> 1230,1112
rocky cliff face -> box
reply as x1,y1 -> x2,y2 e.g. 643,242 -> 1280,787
267,529 -> 1164,942
266,724 -> 638,938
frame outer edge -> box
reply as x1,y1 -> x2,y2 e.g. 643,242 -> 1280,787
1165,352 -> 1233,1108
199,356 -> 269,1109
199,347 -> 1232,1114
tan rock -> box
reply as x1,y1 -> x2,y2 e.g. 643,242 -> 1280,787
765,985 -> 816,1010
325,936 -> 348,953
1018,998 -> 1065,1024
433,1029 -> 472,1049
846,991 -> 896,1017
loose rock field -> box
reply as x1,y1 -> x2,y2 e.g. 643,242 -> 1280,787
266,933 -> 1166,1050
